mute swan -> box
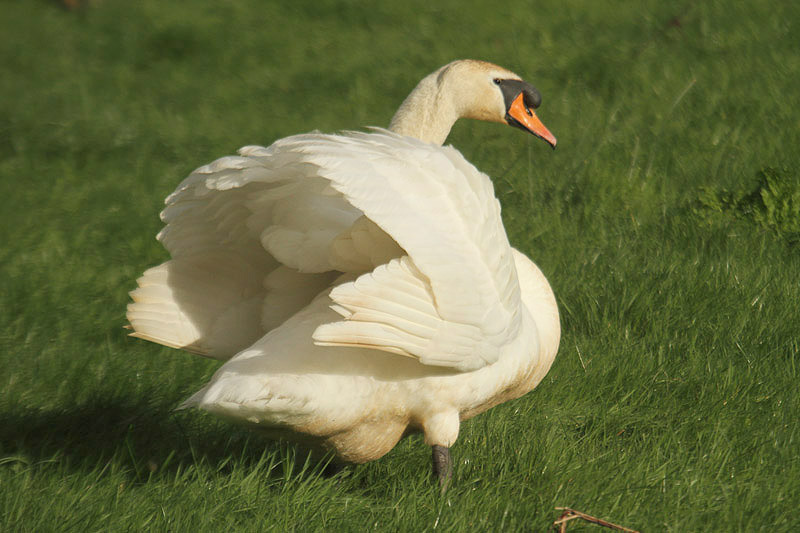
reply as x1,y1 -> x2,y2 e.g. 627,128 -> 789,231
127,59 -> 560,486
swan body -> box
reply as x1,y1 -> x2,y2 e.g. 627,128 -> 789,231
128,60 -> 560,479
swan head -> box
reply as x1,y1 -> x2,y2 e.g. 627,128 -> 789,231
448,60 -> 557,149
389,59 -> 557,147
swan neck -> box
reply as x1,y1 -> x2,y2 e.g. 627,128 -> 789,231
388,69 -> 459,145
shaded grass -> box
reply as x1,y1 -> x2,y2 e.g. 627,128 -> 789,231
2,0 -> 800,531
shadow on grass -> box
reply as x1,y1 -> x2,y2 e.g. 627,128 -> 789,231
0,397 -> 339,484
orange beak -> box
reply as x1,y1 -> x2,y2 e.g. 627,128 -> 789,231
507,93 -> 557,148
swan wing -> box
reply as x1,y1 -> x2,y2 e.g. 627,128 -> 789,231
128,142 -> 394,359
297,130 -> 522,372
129,130 -> 520,369
158,147 -> 362,272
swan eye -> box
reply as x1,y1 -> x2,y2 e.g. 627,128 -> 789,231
493,78 -> 502,85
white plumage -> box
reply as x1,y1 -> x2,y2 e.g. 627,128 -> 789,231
128,60 -> 560,479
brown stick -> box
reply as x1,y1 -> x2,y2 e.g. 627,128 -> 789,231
552,507 -> 640,533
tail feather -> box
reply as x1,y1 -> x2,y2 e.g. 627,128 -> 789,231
126,251 -> 267,360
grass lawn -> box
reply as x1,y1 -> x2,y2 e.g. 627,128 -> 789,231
2,0 -> 799,531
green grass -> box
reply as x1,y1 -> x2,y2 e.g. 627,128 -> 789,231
2,0 -> 799,530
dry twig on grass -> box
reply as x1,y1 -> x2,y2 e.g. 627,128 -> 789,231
552,507 -> 640,533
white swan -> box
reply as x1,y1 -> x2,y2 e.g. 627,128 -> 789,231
127,59 -> 560,485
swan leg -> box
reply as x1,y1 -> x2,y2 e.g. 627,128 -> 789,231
431,445 -> 452,490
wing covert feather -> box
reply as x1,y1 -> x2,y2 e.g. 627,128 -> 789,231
293,130 -> 522,371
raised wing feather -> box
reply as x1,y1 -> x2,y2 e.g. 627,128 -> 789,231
128,134 -> 406,359
129,130 -> 521,370
296,130 -> 522,371
314,256 -> 507,371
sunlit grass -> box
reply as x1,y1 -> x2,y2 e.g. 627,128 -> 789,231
2,0 -> 799,531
